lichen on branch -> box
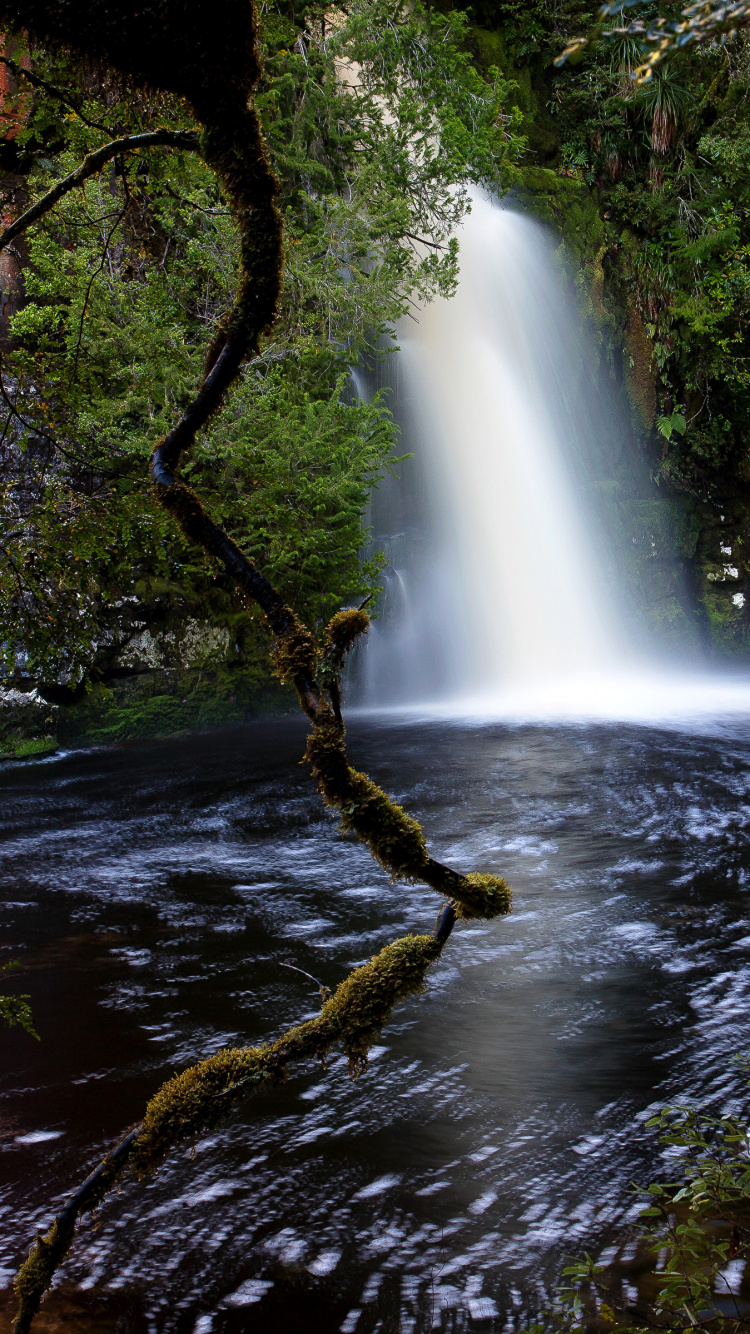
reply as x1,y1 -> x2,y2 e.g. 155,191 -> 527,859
13,933 -> 443,1334
0,1 -> 514,1327
132,931 -> 443,1173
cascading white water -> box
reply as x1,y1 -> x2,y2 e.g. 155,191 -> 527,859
357,187 -> 750,724
361,188 -> 630,711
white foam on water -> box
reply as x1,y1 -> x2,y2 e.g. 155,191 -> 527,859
359,187 -> 750,726
14,1130 -> 64,1144
354,669 -> 750,733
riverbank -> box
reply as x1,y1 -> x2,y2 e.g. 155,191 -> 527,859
3,714 -> 749,1328
0,668 -> 295,760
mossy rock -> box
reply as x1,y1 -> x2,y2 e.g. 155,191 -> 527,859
0,688 -> 59,760
518,166 -> 606,256
57,667 -> 294,747
0,735 -> 58,761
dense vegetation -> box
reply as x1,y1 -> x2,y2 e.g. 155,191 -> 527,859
0,3 -> 518,1326
465,0 -> 750,652
7,0 -> 750,751
0,2 -> 519,749
5,1 -> 750,1329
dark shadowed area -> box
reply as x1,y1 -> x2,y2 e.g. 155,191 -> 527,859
2,715 -> 750,1332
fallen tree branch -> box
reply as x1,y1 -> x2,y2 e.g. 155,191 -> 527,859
13,930 -> 453,1334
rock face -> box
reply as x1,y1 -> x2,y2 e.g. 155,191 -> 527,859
111,620 -> 234,674
57,617 -> 293,749
0,687 -> 58,758
0,616 -> 294,760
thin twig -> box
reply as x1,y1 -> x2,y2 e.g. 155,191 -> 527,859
70,196 -> 127,384
279,961 -> 329,991
0,56 -> 111,134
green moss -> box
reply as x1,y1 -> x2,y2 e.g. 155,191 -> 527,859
14,1216 -> 76,1332
0,736 -> 57,760
702,582 -> 750,655
318,933 -> 442,1071
341,769 -> 430,878
57,667 -> 293,747
131,933 -> 442,1173
303,720 -> 514,915
324,608 -> 370,663
271,621 -> 319,685
15,1222 -> 69,1297
453,872 -> 513,920
304,717 -> 430,879
11,931 -> 443,1330
624,306 -> 657,432
521,166 -> 605,252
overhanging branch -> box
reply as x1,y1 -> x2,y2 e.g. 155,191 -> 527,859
0,128 -> 200,254
1,3 -> 514,1328
0,54 -> 111,133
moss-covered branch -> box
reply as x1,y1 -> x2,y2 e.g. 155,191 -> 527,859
13,933 -> 444,1334
0,2 -> 514,1325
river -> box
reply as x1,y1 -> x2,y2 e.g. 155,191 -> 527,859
2,713 -> 750,1332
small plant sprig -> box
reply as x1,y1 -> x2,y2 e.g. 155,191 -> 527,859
537,1058 -> 750,1334
0,961 -> 38,1041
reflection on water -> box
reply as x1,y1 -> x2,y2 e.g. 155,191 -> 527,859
3,715 -> 750,1333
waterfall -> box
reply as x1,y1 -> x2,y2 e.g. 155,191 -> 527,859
359,189 -> 626,710
357,188 -> 750,723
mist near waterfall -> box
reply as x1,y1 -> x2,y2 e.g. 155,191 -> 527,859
356,189 -> 750,726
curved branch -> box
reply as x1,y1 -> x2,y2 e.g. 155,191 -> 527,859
150,476 -> 512,920
13,926 -> 455,1334
0,128 -> 200,254
3,4 -> 512,1328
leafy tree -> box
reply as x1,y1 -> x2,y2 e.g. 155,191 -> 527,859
0,2 -> 520,1329
0,0 -> 520,693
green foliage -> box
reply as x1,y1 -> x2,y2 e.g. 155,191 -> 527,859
656,408 -> 686,440
0,0 -> 521,692
543,15 -> 750,502
539,1057 -> 750,1333
56,666 -> 293,746
187,366 -> 396,624
562,0 -> 750,78
473,0 -> 750,674
0,962 -> 38,1040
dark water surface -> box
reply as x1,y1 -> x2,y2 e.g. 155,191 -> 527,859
3,715 -> 750,1333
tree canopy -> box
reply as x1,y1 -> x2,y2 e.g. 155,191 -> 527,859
0,2 -> 519,1328
0,0 -> 520,694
